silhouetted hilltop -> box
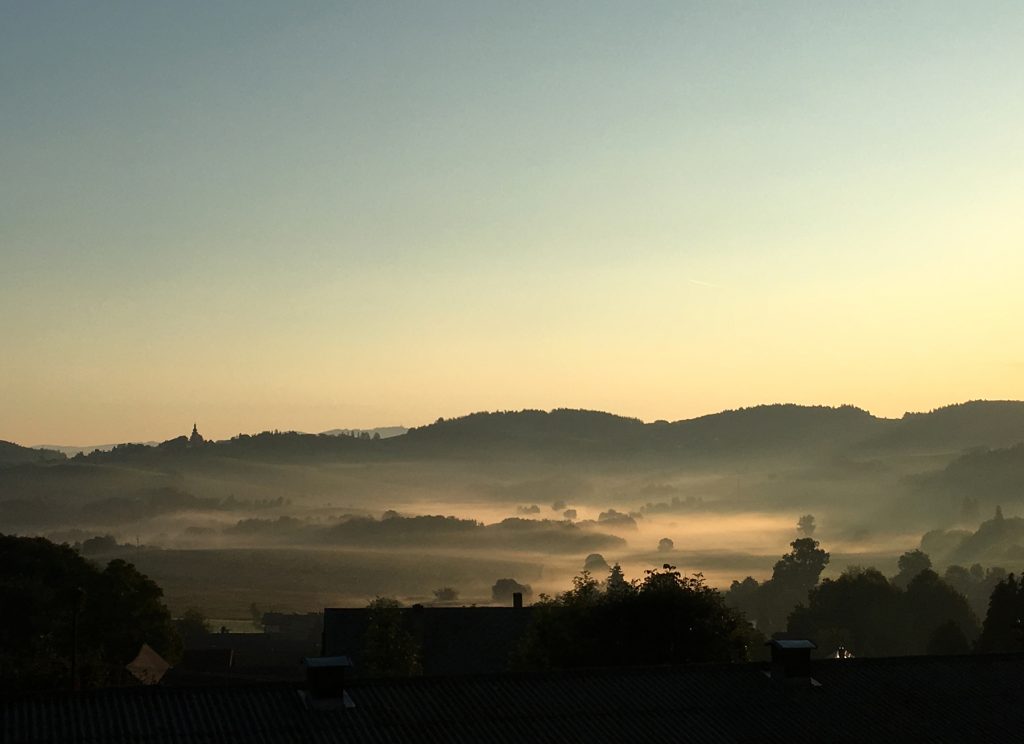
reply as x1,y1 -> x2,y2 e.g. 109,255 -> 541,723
6,401 -> 1024,468
76,430 -> 380,465
392,405 -> 885,460
321,427 -> 408,439
0,441 -> 65,467
398,409 -> 648,456
663,404 -> 882,454
32,442 -> 159,457
861,401 -> 1024,453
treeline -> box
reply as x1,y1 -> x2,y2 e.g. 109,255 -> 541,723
226,513 -> 626,553
725,536 -> 1024,658
0,487 -> 287,530
11,400 -> 1022,469
0,440 -> 65,466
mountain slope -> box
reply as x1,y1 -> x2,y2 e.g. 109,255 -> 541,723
0,441 -> 65,466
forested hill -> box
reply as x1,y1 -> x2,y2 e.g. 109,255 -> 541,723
0,441 -> 65,466
392,402 -> 1024,459
10,400 -> 1024,467
387,405 -> 884,460
857,401 -> 1024,453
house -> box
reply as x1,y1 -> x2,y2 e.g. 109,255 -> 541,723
322,602 -> 534,676
6,652 -> 1024,742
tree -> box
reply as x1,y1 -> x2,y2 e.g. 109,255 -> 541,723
584,553 -> 609,573
362,597 -> 421,677
724,539 -> 830,634
492,578 -> 532,604
902,570 -> 979,653
175,608 -> 211,645
432,586 -> 459,602
758,538 -> 830,632
0,534 -> 180,693
724,576 -> 762,625
605,563 -> 632,597
772,538 -> 830,591
893,549 -> 932,589
788,567 -> 979,657
927,619 -> 970,655
975,573 -> 1024,653
943,564 -> 1007,619
518,565 -> 759,670
657,537 -> 674,552
797,514 -> 816,537
788,567 -> 904,657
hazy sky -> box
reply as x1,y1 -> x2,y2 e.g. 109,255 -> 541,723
3,2 -> 1023,444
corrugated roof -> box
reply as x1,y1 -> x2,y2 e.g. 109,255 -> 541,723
4,654 -> 1024,743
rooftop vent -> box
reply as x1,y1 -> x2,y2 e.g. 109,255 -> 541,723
766,639 -> 819,686
300,656 -> 355,710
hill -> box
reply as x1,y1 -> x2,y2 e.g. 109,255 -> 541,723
8,401 -> 1024,467
859,401 -> 1024,453
320,427 -> 408,439
0,441 -> 65,466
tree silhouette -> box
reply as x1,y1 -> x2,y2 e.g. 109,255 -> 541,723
788,567 -> 979,657
492,578 -> 532,603
0,534 -> 180,693
362,597 -> 422,677
893,549 -> 932,589
174,608 -> 210,645
975,573 -> 1024,653
797,514 -> 816,536
517,564 -> 758,670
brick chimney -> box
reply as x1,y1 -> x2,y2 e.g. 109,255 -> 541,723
512,592 -> 523,609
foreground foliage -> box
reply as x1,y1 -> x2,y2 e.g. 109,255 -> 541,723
0,534 -> 180,693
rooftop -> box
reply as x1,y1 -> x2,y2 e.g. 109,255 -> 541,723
4,654 -> 1024,743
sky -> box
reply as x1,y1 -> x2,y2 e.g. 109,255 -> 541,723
2,1 -> 1023,445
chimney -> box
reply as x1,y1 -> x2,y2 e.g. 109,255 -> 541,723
301,656 -> 355,710
766,639 -> 818,685
512,592 -> 523,609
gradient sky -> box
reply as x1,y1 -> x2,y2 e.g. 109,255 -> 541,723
2,2 -> 1023,445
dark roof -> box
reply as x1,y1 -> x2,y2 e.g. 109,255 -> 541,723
5,654 -> 1024,743
179,648 -> 234,673
305,657 -> 352,669
185,633 -> 320,670
769,639 -> 817,650
322,606 -> 534,676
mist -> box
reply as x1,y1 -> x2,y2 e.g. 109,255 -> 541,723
4,403 -> 1022,623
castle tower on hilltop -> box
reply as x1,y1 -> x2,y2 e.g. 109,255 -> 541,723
189,423 -> 205,446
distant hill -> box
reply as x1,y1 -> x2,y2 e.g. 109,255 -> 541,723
397,409 -> 649,456
6,400 -> 1024,468
662,404 -> 885,455
33,442 -> 159,457
859,401 -> 1024,454
913,443 -> 1024,506
391,405 -> 884,460
320,427 -> 408,439
0,441 -> 65,466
